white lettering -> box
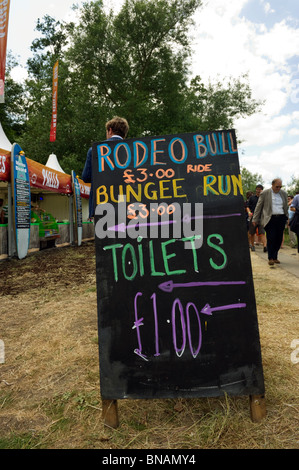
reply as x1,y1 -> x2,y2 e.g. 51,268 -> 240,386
0,154 -> 6,173
42,169 -> 59,189
102,455 -> 137,467
146,454 -> 196,464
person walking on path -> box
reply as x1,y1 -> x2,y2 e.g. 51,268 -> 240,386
247,184 -> 267,253
252,178 -> 288,266
287,195 -> 297,247
290,193 -> 299,254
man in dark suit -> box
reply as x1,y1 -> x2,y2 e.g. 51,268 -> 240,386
82,116 -> 129,219
252,178 -> 288,265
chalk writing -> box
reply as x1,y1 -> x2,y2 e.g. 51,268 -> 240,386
93,129 -> 265,399
132,293 -> 247,361
102,233 -> 227,282
97,131 -> 237,173
127,202 -> 177,220
123,167 -> 176,183
96,178 -> 186,204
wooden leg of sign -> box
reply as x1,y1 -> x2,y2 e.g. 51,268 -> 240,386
102,399 -> 119,428
249,394 -> 266,422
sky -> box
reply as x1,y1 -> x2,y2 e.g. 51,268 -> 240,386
5,0 -> 299,188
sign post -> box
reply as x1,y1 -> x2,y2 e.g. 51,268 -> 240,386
11,143 -> 31,260
72,170 -> 82,246
92,130 -> 266,426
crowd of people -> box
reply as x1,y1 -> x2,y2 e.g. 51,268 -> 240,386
245,179 -> 299,266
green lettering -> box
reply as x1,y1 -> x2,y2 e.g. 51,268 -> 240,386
103,243 -> 123,281
122,243 -> 138,280
207,234 -> 227,270
161,239 -> 186,275
149,240 -> 165,276
181,235 -> 202,272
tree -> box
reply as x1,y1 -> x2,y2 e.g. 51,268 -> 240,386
17,0 -> 262,176
286,176 -> 299,195
0,53 -> 26,144
186,74 -> 262,132
18,15 -> 73,165
240,167 -> 264,198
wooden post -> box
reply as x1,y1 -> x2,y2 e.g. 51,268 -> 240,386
102,399 -> 119,428
249,394 -> 266,422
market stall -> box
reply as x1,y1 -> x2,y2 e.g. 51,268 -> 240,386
0,132 -> 93,259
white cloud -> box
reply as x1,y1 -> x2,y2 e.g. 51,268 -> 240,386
240,142 -> 299,185
10,65 -> 27,83
262,1 -> 275,15
236,112 -> 294,147
191,0 -> 299,182
256,20 -> 299,64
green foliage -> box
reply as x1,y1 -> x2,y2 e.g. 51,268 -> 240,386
2,0 -> 262,176
286,175 -> 299,195
240,167 -> 264,198
0,53 -> 26,143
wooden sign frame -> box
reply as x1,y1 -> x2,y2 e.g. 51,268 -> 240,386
92,130 -> 266,426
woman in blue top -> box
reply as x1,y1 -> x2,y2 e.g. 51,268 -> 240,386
290,193 -> 299,253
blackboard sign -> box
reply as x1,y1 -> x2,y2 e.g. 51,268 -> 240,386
92,129 -> 265,400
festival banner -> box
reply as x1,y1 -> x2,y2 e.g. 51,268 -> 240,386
0,149 -> 10,181
78,179 -> 91,199
50,60 -> 58,142
26,157 -> 72,195
0,152 -> 91,198
0,0 -> 11,103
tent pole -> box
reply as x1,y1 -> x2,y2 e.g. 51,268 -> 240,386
69,195 -> 74,245
7,182 -> 13,257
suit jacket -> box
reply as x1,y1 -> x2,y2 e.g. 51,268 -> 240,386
252,187 -> 288,227
82,135 -> 123,218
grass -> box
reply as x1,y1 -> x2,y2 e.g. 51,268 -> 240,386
0,242 -> 298,449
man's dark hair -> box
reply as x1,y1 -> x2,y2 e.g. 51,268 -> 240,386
106,116 -> 129,138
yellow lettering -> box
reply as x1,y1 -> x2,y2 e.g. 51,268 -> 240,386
204,174 -> 243,196
159,179 -> 172,198
218,175 -> 231,195
110,185 -> 124,203
232,174 -> 243,195
172,178 -> 186,198
97,185 -> 109,204
126,184 -> 142,202
144,182 -> 158,200
204,175 -> 219,195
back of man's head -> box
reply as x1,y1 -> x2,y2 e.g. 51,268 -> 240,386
106,116 -> 129,138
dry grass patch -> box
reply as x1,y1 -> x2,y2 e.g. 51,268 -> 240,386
0,243 -> 298,449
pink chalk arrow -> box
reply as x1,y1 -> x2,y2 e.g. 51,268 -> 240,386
108,220 -> 176,232
158,280 -> 246,293
108,213 -> 242,232
182,213 -> 241,223
201,302 -> 247,315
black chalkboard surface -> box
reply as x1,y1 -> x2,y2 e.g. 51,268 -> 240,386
92,130 -> 265,400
